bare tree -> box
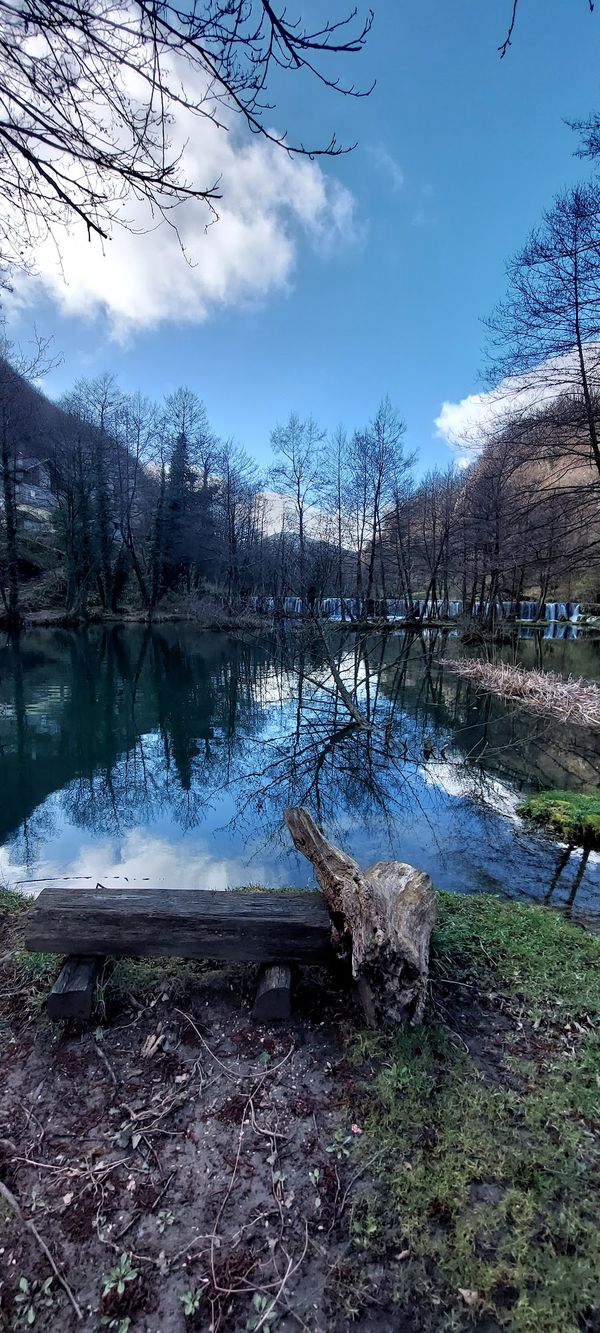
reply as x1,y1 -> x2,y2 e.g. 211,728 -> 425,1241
0,1 -> 372,276
486,184 -> 600,480
269,412 -> 326,603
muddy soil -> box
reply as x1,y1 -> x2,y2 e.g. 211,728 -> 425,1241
0,963 -> 391,1333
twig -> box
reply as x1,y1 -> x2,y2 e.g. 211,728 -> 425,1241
337,1150 -> 385,1215
0,1180 -> 83,1320
94,1039 -> 118,1086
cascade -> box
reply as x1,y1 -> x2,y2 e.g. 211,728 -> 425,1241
283,596 -> 303,615
519,600 -> 538,621
387,598 -> 407,619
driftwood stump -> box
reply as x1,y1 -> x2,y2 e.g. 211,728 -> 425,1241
285,807 -> 437,1026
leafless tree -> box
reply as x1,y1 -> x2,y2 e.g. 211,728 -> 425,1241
0,1 -> 372,276
486,184 -> 600,481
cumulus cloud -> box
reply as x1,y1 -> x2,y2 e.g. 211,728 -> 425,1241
434,388 -> 510,449
7,93 -> 356,338
435,347 -> 600,453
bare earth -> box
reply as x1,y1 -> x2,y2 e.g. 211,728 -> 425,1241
0,960 -> 391,1333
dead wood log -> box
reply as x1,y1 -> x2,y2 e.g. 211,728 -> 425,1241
284,807 -> 436,1026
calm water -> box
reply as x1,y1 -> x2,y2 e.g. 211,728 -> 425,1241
1,625 -> 600,925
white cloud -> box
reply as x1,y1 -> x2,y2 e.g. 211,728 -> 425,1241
435,347 -> 600,452
7,91 -> 355,338
368,142 -> 404,192
434,388 -> 510,449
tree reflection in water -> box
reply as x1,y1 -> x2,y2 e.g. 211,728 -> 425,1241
0,624 -> 599,923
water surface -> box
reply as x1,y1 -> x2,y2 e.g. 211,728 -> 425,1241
1,625 -> 599,924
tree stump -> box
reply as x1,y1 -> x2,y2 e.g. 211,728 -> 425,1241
285,807 -> 437,1026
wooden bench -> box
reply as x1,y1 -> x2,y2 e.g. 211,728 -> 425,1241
25,884 -> 333,1022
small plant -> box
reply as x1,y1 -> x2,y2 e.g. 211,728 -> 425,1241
308,1167 -> 320,1187
351,1212 -> 378,1249
14,1276 -> 55,1326
102,1253 -> 138,1299
156,1208 -> 175,1233
180,1287 -> 205,1317
100,1319 -> 132,1333
326,1129 -> 353,1160
246,1292 -> 276,1332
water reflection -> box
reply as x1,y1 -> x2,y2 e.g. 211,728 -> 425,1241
1,625 -> 599,925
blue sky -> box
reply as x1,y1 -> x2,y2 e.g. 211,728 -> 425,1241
7,0 -> 600,474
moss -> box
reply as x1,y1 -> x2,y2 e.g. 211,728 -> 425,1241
517,788 -> 600,848
343,894 -> 600,1333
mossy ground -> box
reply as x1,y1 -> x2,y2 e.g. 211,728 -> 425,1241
518,788 -> 600,848
1,887 -> 599,1332
343,893 -> 600,1332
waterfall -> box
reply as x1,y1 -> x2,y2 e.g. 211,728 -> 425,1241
569,603 -> 581,622
519,600 -> 538,621
284,596 -> 303,615
387,598 -> 407,620
320,597 -> 342,620
248,595 -> 275,613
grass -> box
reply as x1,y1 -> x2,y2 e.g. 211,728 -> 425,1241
517,788 -> 600,848
344,893 -> 600,1332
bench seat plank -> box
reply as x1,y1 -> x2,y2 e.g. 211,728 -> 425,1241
25,887 -> 332,964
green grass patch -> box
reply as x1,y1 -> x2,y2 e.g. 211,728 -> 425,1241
517,788 -> 600,848
0,883 -> 30,915
345,893 -> 600,1332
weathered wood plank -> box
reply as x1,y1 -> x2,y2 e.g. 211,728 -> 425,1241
47,955 -> 103,1021
253,964 -> 292,1021
25,887 -> 332,964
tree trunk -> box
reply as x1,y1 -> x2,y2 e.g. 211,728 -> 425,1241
1,427 -> 20,628
285,807 -> 437,1025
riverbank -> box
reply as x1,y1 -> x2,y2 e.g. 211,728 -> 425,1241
1,888 -> 598,1332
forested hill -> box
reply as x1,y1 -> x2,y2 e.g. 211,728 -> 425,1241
0,359 -> 598,630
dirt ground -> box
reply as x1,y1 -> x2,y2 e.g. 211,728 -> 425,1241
0,960 -> 390,1333
2,892 -> 599,1333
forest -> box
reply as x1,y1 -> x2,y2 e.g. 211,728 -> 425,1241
0,310 -> 599,632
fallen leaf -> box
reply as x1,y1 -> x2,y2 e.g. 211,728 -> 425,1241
458,1289 -> 479,1307
62,1193 -> 73,1206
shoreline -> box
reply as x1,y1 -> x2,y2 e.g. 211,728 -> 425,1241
0,607 -> 594,635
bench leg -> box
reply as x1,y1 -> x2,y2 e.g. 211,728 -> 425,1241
253,964 -> 292,1022
47,956 -> 104,1022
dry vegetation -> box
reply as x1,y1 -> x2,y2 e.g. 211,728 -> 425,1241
441,657 -> 600,728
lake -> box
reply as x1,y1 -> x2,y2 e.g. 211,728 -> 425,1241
1,624 -> 600,925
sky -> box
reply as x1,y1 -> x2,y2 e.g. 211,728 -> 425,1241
6,0 -> 600,475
